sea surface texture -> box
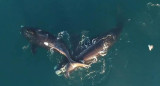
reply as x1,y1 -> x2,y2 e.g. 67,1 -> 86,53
0,0 -> 160,86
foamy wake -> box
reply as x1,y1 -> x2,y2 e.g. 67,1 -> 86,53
77,31 -> 91,50
22,44 -> 29,50
147,2 -> 160,7
57,31 -> 70,40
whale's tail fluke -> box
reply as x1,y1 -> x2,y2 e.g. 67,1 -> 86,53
64,62 -> 90,78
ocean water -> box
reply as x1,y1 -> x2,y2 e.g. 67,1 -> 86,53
0,0 -> 160,86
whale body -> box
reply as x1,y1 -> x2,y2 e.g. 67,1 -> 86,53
58,22 -> 124,77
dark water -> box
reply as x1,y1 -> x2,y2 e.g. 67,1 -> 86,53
0,0 -> 160,86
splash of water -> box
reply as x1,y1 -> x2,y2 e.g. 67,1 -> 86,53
54,31 -> 114,86
76,31 -> 91,51
57,31 -> 70,40
22,44 -> 30,50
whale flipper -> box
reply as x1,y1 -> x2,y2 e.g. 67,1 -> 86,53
31,44 -> 37,54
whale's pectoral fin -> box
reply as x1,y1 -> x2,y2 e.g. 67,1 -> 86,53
31,44 -> 38,54
65,72 -> 70,78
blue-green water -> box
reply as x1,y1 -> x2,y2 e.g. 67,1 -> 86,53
0,0 -> 160,86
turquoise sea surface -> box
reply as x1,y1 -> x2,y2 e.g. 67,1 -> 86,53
0,0 -> 160,86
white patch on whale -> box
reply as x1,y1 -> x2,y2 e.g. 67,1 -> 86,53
44,42 -> 49,46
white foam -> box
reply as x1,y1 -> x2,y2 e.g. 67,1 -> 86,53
148,44 -> 153,51
55,70 -> 62,76
92,56 -> 98,63
100,60 -> 106,74
38,29 -> 42,32
128,18 -> 131,22
147,2 -> 160,7
20,25 -> 24,28
57,31 -> 70,40
22,44 -> 29,50
92,38 -> 97,44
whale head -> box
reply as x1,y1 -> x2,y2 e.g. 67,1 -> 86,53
21,27 -> 50,43
21,27 -> 37,41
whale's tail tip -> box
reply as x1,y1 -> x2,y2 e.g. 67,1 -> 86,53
64,62 -> 90,78
112,13 -> 126,37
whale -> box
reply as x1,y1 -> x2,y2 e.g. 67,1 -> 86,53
58,21 -> 124,77
21,27 -> 71,59
21,27 -> 89,71
75,27 -> 123,64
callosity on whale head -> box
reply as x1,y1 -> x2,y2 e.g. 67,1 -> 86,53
21,27 -> 51,42
21,27 -> 37,41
